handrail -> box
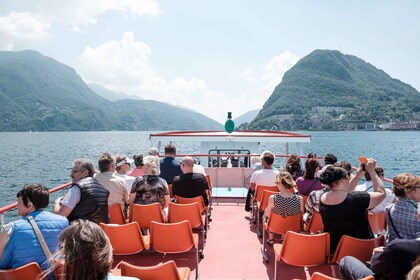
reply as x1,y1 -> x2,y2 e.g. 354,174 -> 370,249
0,182 -> 72,215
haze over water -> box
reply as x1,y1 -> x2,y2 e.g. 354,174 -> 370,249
0,130 -> 419,221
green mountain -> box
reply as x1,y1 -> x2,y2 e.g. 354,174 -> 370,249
0,50 -> 222,131
88,83 -> 143,102
247,49 -> 420,130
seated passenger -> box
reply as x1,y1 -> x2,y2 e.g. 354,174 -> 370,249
285,154 -> 304,181
0,184 -> 68,274
128,153 -> 144,178
264,171 -> 303,245
340,239 -> 420,280
245,151 -> 279,212
159,144 -> 182,185
173,156 -> 209,206
386,173 -> 420,243
130,155 -> 170,216
355,166 -> 396,213
42,220 -> 137,280
296,158 -> 323,196
319,159 -> 386,253
54,158 -> 110,224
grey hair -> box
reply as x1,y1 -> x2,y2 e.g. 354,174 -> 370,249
73,158 -> 95,177
143,155 -> 160,175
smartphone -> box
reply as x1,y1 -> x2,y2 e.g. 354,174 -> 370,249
358,156 -> 367,171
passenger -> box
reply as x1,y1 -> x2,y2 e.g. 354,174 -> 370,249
250,154 -> 263,171
304,162 -> 364,224
296,158 -> 323,196
0,184 -> 68,274
355,166 -> 397,213
148,147 -> 159,156
307,152 -> 317,159
192,157 -> 207,175
114,154 -> 136,191
94,152 -> 129,209
385,173 -> 420,243
130,155 -> 170,217
319,159 -> 385,253
285,154 -> 304,181
263,171 -> 303,245
128,153 -> 144,178
407,258 -> 420,280
245,151 -> 279,212
323,153 -> 338,165
172,156 -> 209,206
159,144 -> 182,184
41,219 -> 138,280
339,239 -> 420,280
54,159 -> 109,224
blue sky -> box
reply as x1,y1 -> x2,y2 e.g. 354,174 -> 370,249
1,0 -> 419,124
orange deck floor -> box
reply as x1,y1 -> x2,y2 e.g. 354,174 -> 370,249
113,201 -> 341,280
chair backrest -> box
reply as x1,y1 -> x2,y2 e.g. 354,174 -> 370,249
205,174 -> 213,189
267,212 -> 302,235
150,220 -> 197,254
168,202 -> 203,228
259,190 -> 278,211
99,222 -> 149,254
129,203 -> 165,229
0,262 -> 42,280
306,211 -> 324,234
168,184 -> 174,199
175,196 -> 206,213
332,234 -> 385,264
311,272 -> 374,280
255,185 -> 278,202
108,203 -> 126,224
368,212 -> 386,235
274,231 -> 330,266
120,260 -> 190,280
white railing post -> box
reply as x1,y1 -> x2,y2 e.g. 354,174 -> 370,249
0,213 -> 4,232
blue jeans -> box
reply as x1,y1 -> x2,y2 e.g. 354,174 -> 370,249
339,256 -> 375,280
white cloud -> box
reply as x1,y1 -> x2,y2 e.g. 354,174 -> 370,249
78,33 -> 300,123
0,12 -> 50,50
260,51 -> 298,91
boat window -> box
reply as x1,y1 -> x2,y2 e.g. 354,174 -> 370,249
208,149 -> 251,168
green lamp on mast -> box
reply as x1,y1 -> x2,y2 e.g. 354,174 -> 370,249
224,112 -> 235,134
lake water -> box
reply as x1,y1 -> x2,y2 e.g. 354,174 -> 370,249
1,130 -> 419,221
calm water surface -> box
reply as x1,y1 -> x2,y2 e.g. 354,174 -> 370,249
1,130 -> 419,221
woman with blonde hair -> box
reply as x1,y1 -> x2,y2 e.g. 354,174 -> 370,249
386,173 -> 420,243
264,171 -> 303,245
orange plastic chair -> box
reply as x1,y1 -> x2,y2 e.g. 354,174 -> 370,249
129,202 -> 165,233
301,194 -> 308,207
150,220 -> 199,280
310,272 -> 374,280
252,185 -> 277,222
175,195 -> 209,229
256,190 -> 278,237
368,212 -> 386,236
262,212 -> 302,262
99,222 -> 150,254
332,234 -> 385,264
0,262 -> 43,280
304,211 -> 324,234
108,203 -> 127,224
204,174 -> 213,218
273,231 -> 330,280
120,260 -> 191,280
168,184 -> 174,199
168,202 -> 206,258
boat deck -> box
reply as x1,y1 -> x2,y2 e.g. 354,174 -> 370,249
112,199 -> 341,280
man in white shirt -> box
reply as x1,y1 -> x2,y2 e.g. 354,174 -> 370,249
94,152 -> 129,208
355,166 -> 396,213
245,150 -> 279,211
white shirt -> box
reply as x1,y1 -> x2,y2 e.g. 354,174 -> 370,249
250,168 -> 279,187
114,172 -> 135,192
355,181 -> 396,213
